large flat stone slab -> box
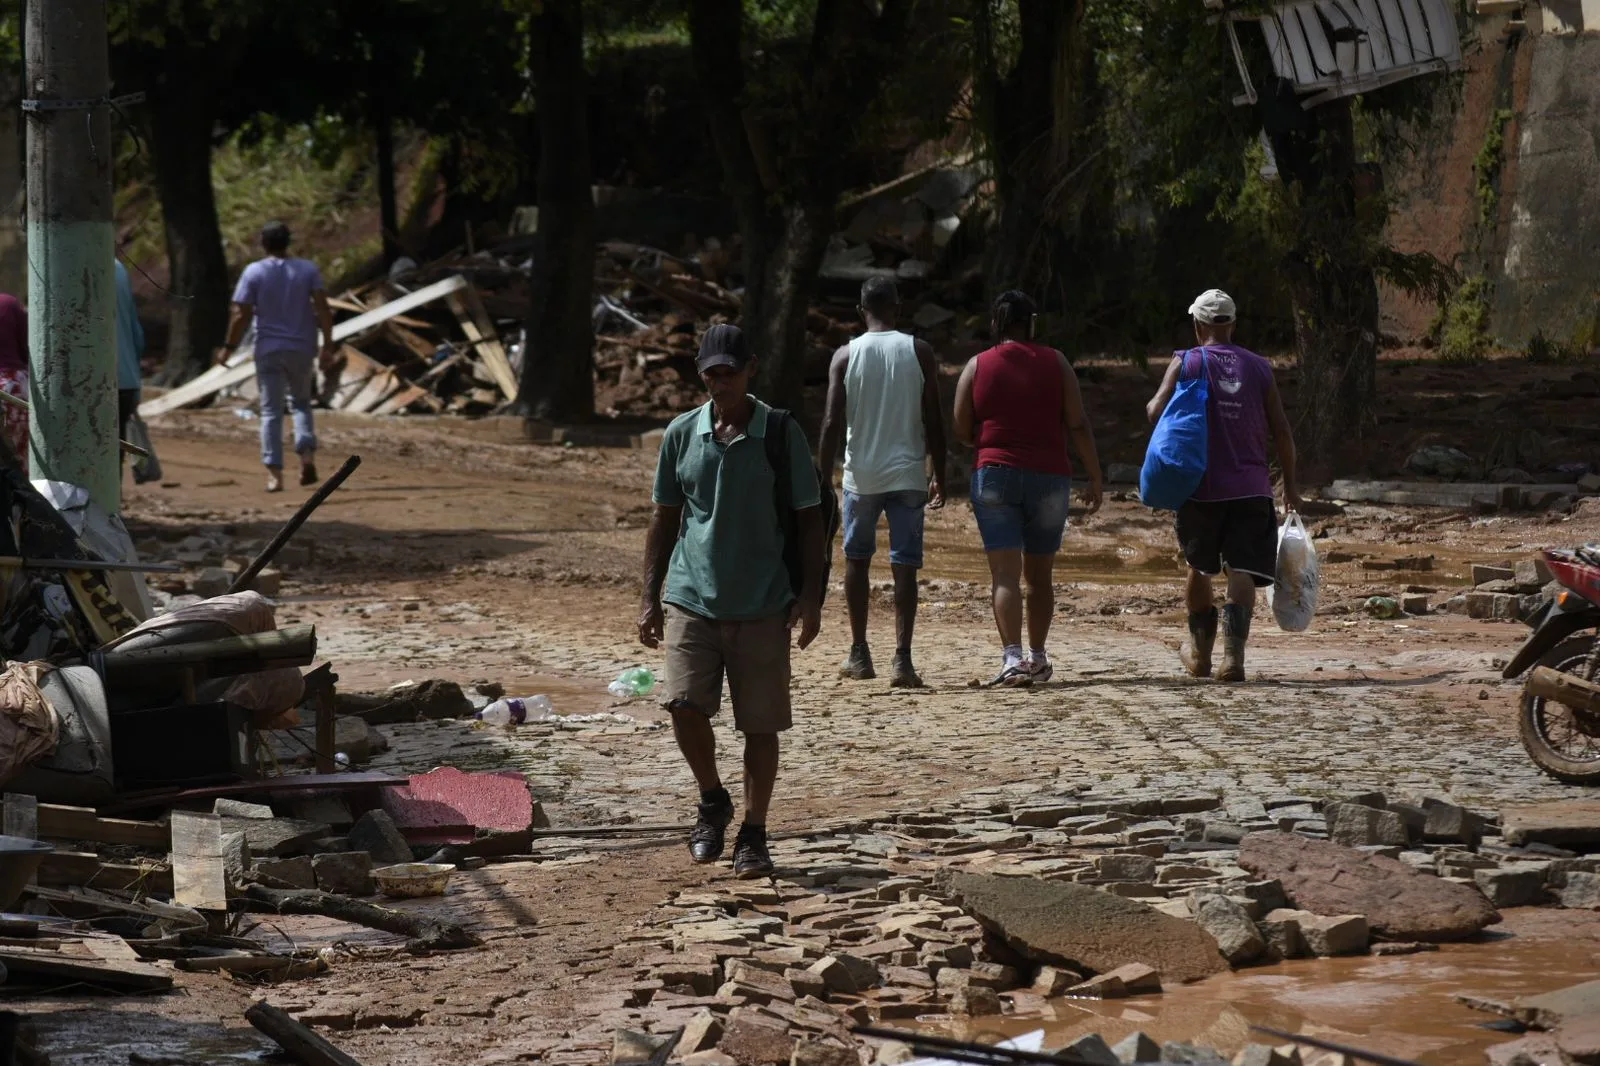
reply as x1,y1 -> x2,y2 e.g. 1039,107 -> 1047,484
1503,801 -> 1600,848
939,871 -> 1227,984
1516,980 -> 1600,1029
1237,832 -> 1499,942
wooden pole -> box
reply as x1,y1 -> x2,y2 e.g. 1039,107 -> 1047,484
228,455 -> 361,594
245,1001 -> 365,1066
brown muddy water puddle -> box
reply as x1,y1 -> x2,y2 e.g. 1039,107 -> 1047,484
930,910 -> 1600,1064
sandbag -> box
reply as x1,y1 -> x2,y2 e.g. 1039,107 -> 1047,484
1270,511 -> 1320,632
1140,348 -> 1210,511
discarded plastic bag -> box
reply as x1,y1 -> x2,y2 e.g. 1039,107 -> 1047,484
1270,511 -> 1319,632
127,414 -> 162,484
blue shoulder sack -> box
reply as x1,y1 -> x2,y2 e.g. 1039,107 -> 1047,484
1139,347 -> 1210,511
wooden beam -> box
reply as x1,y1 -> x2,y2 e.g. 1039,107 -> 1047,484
37,851 -> 173,897
141,275 -> 471,418
445,285 -> 518,401
0,943 -> 172,992
245,1001 -> 365,1066
170,811 -> 227,911
32,804 -> 167,849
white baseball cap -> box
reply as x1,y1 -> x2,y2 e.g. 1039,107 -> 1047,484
1188,289 -> 1237,324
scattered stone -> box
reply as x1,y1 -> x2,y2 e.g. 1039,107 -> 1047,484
246,568 -> 283,597
1160,1041 -> 1230,1064
1323,803 -> 1408,848
1099,854 -> 1158,881
1475,866 -> 1547,908
832,954 -> 882,991
684,1054 -> 740,1066
871,1041 -> 916,1066
252,856 -> 317,889
1057,1034 -> 1119,1066
1371,941 -> 1437,956
613,1029 -> 675,1065
348,809 -> 415,866
1515,558 -> 1554,589
1503,801 -> 1600,848
1033,965 -> 1080,996
948,985 -> 1003,1015
1557,871 -> 1600,910
940,871 -> 1227,982
1514,979 -> 1600,1028
1485,1033 -> 1563,1066
1113,1032 -> 1161,1064
719,1010 -> 797,1066
221,831 -> 251,894
786,968 -> 826,1000
1474,564 -> 1516,586
1192,894 -> 1264,965
1400,594 -> 1431,616
790,1042 -> 858,1066
1258,913 -> 1307,961
193,567 -> 233,598
1263,910 -> 1367,956
1067,973 -> 1125,999
1422,800 -> 1485,847
1233,1045 -> 1298,1066
215,799 -> 275,819
221,816 -> 332,858
658,962 -> 724,997
1555,1012 -> 1600,1065
1238,833 -> 1499,941
1105,963 -> 1162,993
311,851 -> 374,896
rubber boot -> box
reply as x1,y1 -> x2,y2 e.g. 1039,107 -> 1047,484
1216,604 -> 1252,683
1179,608 -> 1218,678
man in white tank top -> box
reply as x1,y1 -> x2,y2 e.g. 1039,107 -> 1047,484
818,278 -> 947,687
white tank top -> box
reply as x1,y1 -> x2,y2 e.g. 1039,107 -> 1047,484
842,330 -> 927,495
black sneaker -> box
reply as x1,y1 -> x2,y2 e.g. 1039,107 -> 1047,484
689,797 -> 735,864
889,651 -> 924,688
732,824 -> 774,880
839,642 -> 876,680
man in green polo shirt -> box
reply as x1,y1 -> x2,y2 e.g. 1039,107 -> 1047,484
638,324 -> 825,879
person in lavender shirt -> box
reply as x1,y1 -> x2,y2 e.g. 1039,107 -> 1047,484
217,222 -> 338,492
1145,289 -> 1302,682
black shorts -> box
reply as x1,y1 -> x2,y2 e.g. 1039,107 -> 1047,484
1175,497 -> 1277,587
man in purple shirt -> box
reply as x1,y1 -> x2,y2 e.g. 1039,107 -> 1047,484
219,222 -> 337,492
1146,289 -> 1301,682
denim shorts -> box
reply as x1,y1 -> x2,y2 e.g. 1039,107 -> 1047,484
970,465 -> 1071,555
842,489 -> 928,568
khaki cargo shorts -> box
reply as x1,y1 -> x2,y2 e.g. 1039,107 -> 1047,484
662,604 -> 792,734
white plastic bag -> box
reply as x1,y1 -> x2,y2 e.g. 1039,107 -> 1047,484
1270,511 -> 1319,632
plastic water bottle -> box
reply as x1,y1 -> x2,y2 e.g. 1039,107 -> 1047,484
477,695 -> 553,726
607,667 -> 656,700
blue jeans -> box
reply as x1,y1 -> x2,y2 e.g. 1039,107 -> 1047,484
971,465 -> 1071,555
842,489 -> 928,568
256,349 -> 317,468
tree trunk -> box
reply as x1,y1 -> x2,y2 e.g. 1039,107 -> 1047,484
743,203 -> 833,409
978,0 -> 1089,298
146,58 -> 229,385
521,0 -> 595,420
373,94 -> 399,267
1279,99 -> 1380,476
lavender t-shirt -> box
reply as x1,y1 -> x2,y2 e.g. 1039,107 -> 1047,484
232,257 -> 325,356
1179,344 -> 1275,502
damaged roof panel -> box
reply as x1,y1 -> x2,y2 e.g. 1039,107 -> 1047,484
1239,0 -> 1461,106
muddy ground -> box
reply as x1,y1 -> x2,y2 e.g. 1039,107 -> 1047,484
27,381 -> 1600,1065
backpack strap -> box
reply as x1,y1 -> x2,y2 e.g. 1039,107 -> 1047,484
765,408 -> 793,516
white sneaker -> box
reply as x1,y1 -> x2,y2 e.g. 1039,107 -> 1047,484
1027,657 -> 1054,683
984,662 -> 1033,688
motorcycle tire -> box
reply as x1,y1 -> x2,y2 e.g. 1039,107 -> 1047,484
1519,635 -> 1600,784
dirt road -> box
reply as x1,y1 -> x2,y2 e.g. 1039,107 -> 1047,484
34,409 -> 1600,1065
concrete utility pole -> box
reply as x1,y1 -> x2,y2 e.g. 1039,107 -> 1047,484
24,0 -> 119,513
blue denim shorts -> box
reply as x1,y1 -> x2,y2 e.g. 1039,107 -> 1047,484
842,489 -> 928,568
971,465 -> 1071,555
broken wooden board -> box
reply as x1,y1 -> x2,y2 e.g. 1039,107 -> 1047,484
4,794 -> 37,888
33,803 -> 168,849
170,810 -> 227,910
0,940 -> 173,992
105,772 -> 410,816
142,275 -> 470,418
444,285 -> 518,401
246,1000 -> 365,1066
38,851 -> 174,897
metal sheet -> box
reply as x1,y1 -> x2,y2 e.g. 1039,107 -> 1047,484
1420,0 -> 1462,61
1291,1 -> 1341,77
1375,0 -> 1415,64
1356,0 -> 1397,67
1396,0 -> 1433,58
1261,13 -> 1300,80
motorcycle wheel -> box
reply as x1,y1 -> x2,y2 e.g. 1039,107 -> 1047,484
1519,635 -> 1600,784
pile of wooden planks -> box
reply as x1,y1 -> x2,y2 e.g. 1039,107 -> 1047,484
140,273 -> 519,420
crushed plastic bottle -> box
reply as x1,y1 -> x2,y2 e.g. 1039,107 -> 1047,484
477,695 -> 554,727
1364,595 -> 1402,619
607,667 -> 656,700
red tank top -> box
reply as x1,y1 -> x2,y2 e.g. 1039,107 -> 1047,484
971,340 -> 1071,476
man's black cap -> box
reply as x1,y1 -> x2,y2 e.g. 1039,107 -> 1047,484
697,323 -> 750,373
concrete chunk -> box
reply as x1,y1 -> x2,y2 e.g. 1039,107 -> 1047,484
1192,893 -> 1264,965
1057,1034 -> 1118,1066
1113,1032 -> 1161,1064
348,809 -> 415,866
311,851 -> 373,896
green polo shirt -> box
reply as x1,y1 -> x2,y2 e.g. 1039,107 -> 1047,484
653,398 -> 821,621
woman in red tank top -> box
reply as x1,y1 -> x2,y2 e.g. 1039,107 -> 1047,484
954,291 -> 1104,687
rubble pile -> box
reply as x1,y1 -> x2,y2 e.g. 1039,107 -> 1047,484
594,783 -> 1600,1065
